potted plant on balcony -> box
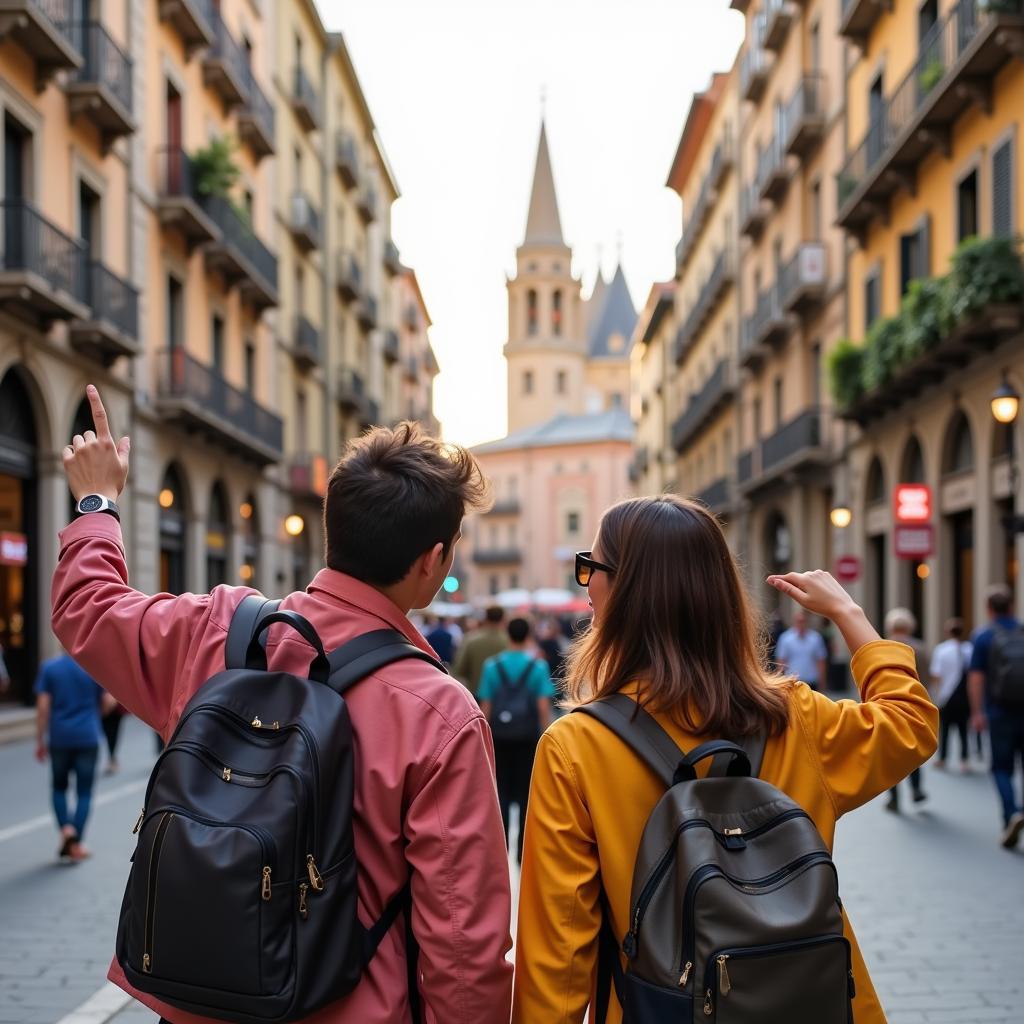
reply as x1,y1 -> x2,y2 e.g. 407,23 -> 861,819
918,57 -> 945,94
861,316 -> 905,392
946,235 -> 1024,328
828,339 -> 866,410
193,136 -> 241,200
900,276 -> 952,359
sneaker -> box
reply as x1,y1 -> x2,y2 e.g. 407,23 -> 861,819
1000,812 -> 1024,850
58,826 -> 77,860
884,797 -> 899,813
912,790 -> 927,804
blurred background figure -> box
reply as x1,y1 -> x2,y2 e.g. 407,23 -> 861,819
426,616 -> 458,668
101,699 -> 127,774
774,609 -> 828,692
453,606 -> 507,695
534,618 -> 568,701
884,608 -> 930,812
930,618 -> 973,773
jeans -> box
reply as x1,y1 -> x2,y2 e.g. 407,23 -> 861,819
493,738 -> 538,864
50,745 -> 99,840
988,703 -> 1024,826
939,705 -> 970,762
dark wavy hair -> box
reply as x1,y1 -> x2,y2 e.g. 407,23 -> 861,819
565,495 -> 791,737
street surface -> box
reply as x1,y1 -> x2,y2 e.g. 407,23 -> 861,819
0,716 -> 1020,1024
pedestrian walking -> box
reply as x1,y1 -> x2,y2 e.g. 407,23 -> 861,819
0,640 -> 10,695
968,584 -> 1024,849
452,605 -> 507,693
774,608 -> 828,691
930,618 -> 973,772
51,385 -> 513,1023
33,650 -> 110,861
425,616 -> 457,667
883,607 -> 930,812
512,495 -> 936,1024
477,618 -> 555,863
101,700 -> 126,773
535,617 -> 568,694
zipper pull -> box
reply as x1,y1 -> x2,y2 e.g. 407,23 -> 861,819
261,866 -> 272,902
717,954 -> 731,995
222,766 -> 232,782
306,854 -> 325,892
298,882 -> 309,919
143,953 -> 152,974
703,989 -> 713,1016
251,716 -> 262,728
679,961 -> 693,987
132,808 -> 145,834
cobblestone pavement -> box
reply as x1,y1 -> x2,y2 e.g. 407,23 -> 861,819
1,717 -> 1020,1024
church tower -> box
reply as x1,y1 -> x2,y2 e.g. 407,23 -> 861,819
504,122 -> 586,434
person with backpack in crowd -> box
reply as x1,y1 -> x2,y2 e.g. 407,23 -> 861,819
477,617 -> 556,863
929,617 -> 973,773
968,584 -> 1024,849
512,495 -> 937,1024
51,385 -> 513,1024
452,605 -> 507,693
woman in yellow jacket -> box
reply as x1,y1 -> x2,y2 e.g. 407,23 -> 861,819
513,495 -> 937,1024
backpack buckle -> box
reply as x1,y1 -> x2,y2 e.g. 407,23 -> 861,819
722,827 -> 747,851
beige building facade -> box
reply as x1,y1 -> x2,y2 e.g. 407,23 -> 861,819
0,0 -> 438,703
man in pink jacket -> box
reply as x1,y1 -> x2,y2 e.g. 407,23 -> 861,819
52,386 -> 513,1024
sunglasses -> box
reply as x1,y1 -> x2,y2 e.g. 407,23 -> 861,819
575,551 -> 617,588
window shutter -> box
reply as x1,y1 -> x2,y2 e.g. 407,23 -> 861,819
865,275 -> 879,331
992,139 -> 1013,238
917,214 -> 931,279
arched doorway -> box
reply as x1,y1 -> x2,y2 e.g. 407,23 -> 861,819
865,455 -> 887,631
0,369 -> 39,704
942,411 -> 975,632
240,493 -> 259,588
206,481 -> 231,590
159,464 -> 188,595
899,435 -> 927,634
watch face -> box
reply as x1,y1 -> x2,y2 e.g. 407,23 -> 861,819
79,495 -> 103,513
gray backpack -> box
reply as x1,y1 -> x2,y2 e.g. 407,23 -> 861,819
988,624 -> 1024,708
576,695 -> 853,1024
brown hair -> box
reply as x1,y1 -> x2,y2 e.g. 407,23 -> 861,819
324,421 -> 490,585
565,495 -> 791,737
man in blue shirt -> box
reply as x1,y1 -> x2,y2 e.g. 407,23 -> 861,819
477,618 -> 556,863
968,584 -> 1024,848
34,651 -> 108,861
774,610 -> 829,691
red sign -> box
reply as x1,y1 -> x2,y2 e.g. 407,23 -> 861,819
0,532 -> 27,566
895,524 -> 934,559
895,484 -> 932,524
834,555 -> 862,582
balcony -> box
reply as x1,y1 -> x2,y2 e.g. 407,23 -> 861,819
64,22 -> 134,146
288,192 -> 320,252
670,359 -> 736,453
697,476 -> 732,514
404,303 -> 420,331
335,131 -> 360,189
154,348 -> 283,465
484,498 -> 522,516
384,239 -> 402,277
738,409 -> 826,493
676,135 -> 732,271
779,242 -> 827,314
292,315 -> 320,370
201,195 -> 278,311
0,199 -> 89,325
405,354 -> 419,382
756,135 -> 789,204
837,0 -> 1024,237
741,281 -> 790,368
472,549 -> 523,566
69,260 -> 139,363
673,247 -> 735,365
740,27 -> 771,103
356,184 -> 378,225
740,181 -> 768,240
336,367 -> 368,416
155,0 -> 213,57
237,73 -> 274,160
763,0 -> 796,50
202,10 -> 249,108
840,0 -> 892,48
288,453 -> 328,501
356,292 -> 378,330
291,65 -> 320,132
156,148 -> 220,247
335,250 -> 362,301
784,74 -> 826,159
0,0 -> 82,87
424,345 -> 439,375
383,328 -> 400,364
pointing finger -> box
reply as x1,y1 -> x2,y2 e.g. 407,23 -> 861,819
86,385 -> 112,440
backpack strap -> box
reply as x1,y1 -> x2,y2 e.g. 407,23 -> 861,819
361,881 -> 422,1024
326,629 -> 448,696
225,595 -> 281,669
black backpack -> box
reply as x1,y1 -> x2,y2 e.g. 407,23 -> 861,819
577,695 -> 853,1024
116,596 -> 446,1024
988,624 -> 1024,708
488,656 -> 541,742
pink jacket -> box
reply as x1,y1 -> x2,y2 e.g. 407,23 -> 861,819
51,515 -> 513,1024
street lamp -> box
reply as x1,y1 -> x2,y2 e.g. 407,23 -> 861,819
830,506 -> 852,529
991,376 -> 1023,534
284,514 -> 305,537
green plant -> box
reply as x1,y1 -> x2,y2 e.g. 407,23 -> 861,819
919,58 -> 945,94
192,136 -> 240,199
861,316 -> 904,392
900,276 -> 952,358
828,339 -> 866,409
947,235 -> 1024,323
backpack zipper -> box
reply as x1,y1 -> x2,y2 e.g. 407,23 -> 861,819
624,808 -> 811,959
142,812 -> 174,974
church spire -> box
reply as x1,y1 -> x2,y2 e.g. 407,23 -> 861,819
523,120 -> 565,246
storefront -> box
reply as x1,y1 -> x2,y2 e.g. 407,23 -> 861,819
159,464 -> 188,595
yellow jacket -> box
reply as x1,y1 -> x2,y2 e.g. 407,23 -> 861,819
513,640 -> 938,1023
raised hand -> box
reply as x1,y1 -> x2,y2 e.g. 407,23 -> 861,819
766,569 -> 879,652
62,385 -> 131,503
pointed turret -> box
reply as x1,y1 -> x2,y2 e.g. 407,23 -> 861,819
523,121 -> 565,246
588,262 -> 637,358
586,266 -> 608,334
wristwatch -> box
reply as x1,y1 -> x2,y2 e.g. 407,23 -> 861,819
76,494 -> 121,521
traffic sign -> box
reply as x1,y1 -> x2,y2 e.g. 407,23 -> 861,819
834,555 -> 861,582
894,524 -> 934,559
895,484 -> 932,524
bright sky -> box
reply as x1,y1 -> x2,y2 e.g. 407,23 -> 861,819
322,0 -> 744,448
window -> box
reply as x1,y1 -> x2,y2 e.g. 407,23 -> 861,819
78,181 -> 100,258
567,511 -> 580,535
773,377 -> 783,428
811,343 -> 822,408
211,314 -> 225,371
523,370 -> 534,395
527,289 -> 538,335
244,341 -> 256,394
610,392 -> 623,409
899,217 -> 930,296
864,273 -> 880,331
810,180 -> 822,239
957,169 -> 979,242
993,139 -> 1014,238
556,369 -> 567,394
868,75 -> 885,162
753,397 -> 763,440
167,275 -> 183,349
3,114 -> 30,201
918,0 -> 938,43
810,21 -> 820,71
296,389 -> 307,451
552,289 -> 563,335
489,575 -> 499,595
295,265 -> 304,314
509,574 -> 519,590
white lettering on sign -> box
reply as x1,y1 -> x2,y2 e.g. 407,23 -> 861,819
895,484 -> 932,524
0,532 -> 28,566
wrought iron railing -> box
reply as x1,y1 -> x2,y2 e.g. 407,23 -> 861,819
335,130 -> 359,182
671,358 -> 732,451
383,329 -> 400,360
294,315 -> 320,362
84,259 -> 138,338
207,10 -> 249,100
779,242 -> 827,308
293,65 -> 321,122
201,195 -> 277,289
241,69 -> 274,140
762,408 -> 821,472
290,192 -> 321,244
68,21 -> 132,113
156,146 -> 196,198
784,73 -> 825,144
697,476 -> 730,511
0,199 -> 88,302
